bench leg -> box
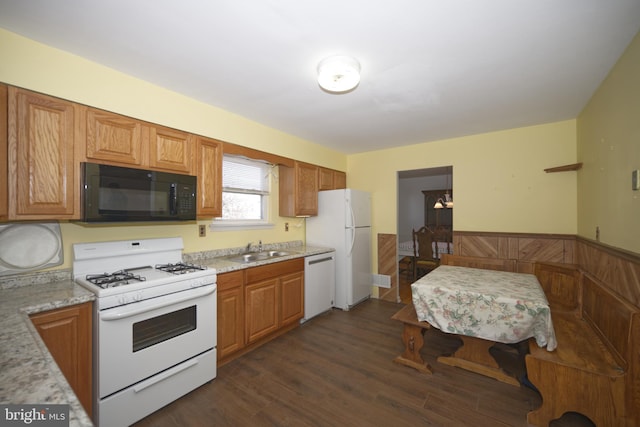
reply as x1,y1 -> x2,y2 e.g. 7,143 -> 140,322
437,335 -> 520,386
393,323 -> 433,374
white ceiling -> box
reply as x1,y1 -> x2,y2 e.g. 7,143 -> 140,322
1,1 -> 639,154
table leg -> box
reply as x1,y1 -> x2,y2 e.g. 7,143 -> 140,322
393,323 -> 433,374
437,335 -> 519,386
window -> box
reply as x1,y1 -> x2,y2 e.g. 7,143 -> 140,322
216,155 -> 272,228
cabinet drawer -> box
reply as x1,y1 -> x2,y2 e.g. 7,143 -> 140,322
245,258 -> 304,284
217,270 -> 243,291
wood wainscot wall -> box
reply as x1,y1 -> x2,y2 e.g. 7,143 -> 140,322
452,231 -> 640,306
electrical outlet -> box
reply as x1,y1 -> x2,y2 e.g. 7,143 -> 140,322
199,224 -> 206,237
285,222 -> 289,232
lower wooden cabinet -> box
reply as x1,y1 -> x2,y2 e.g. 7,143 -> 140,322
216,270 -> 244,360
30,302 -> 93,418
217,258 -> 304,364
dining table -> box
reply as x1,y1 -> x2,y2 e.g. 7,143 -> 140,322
410,265 -> 556,385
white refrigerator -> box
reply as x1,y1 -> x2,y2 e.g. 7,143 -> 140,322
306,189 -> 372,311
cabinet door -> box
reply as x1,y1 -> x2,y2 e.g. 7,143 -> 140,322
149,125 -> 193,174
30,302 -> 93,418
280,271 -> 304,325
8,88 -> 78,218
196,136 -> 222,217
295,162 -> 318,216
86,107 -> 145,167
245,278 -> 279,344
217,270 -> 244,360
334,171 -> 346,189
318,167 -> 334,191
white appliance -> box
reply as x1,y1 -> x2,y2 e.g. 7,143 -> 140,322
302,252 -> 336,322
306,189 -> 372,310
73,237 -> 217,427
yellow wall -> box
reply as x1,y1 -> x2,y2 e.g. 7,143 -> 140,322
577,31 -> 640,254
0,28 -> 343,268
348,120 -> 578,264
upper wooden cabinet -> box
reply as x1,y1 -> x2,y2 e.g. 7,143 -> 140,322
84,107 -> 194,175
85,107 -> 145,167
196,136 -> 222,218
279,161 -> 318,217
334,170 -> 346,189
318,167 -> 346,191
8,87 -> 79,219
149,125 -> 194,174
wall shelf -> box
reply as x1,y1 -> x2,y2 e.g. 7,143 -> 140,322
544,163 -> 583,173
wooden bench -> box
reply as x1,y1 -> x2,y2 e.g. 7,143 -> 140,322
526,262 -> 640,427
391,304 -> 433,374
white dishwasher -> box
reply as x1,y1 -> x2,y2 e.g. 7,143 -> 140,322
302,251 -> 336,322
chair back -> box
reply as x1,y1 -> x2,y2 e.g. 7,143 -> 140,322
432,226 -> 452,258
413,226 -> 434,261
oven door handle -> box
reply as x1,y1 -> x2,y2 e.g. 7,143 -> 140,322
100,286 -> 216,321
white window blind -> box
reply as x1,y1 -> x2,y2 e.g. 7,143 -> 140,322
223,156 -> 270,194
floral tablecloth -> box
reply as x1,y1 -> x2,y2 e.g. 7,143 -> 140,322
411,265 -> 557,351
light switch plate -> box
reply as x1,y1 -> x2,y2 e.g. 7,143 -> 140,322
633,170 -> 640,191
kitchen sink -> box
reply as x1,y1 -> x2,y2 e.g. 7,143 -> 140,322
225,250 -> 291,264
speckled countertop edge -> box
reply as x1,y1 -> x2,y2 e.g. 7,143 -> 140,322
0,241 -> 334,427
0,272 -> 95,427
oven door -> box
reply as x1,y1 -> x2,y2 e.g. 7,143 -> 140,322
97,284 -> 216,398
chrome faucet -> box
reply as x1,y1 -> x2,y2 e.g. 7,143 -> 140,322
258,240 -> 263,252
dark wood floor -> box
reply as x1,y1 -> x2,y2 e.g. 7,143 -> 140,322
134,299 -> 594,427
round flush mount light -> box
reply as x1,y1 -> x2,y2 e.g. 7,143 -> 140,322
317,55 -> 361,93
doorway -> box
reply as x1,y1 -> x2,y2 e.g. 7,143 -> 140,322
397,166 -> 453,303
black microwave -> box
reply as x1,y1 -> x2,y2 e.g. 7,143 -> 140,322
81,162 -> 197,222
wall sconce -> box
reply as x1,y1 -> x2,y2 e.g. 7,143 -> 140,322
317,55 -> 361,93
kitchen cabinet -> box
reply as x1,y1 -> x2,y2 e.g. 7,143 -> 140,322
0,84 -> 7,221
217,270 -> 244,360
196,136 -> 223,218
85,107 -> 194,175
8,87 -> 80,219
245,258 -> 304,343
334,170 -> 346,189
30,302 -> 93,418
217,258 -> 304,364
149,125 -> 194,174
279,161 -> 318,217
85,107 -> 146,167
318,167 -> 346,191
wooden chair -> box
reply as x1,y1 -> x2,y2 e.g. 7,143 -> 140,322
432,226 -> 452,259
413,226 -> 439,280
398,255 -> 413,280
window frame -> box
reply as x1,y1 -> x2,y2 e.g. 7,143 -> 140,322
210,155 -> 275,231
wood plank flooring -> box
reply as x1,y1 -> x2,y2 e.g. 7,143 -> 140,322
134,299 -> 595,427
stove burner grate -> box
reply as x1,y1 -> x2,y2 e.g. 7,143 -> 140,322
86,270 -> 147,288
155,262 -> 206,275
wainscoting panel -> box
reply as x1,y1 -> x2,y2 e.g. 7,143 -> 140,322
577,238 -> 640,307
377,233 -> 399,303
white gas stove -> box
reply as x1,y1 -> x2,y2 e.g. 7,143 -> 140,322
72,237 -> 217,427
73,237 -> 216,309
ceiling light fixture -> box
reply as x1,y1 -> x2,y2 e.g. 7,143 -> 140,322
434,167 -> 454,209
317,55 -> 361,93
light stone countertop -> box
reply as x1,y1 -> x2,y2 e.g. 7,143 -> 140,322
0,241 -> 333,427
0,270 -> 95,427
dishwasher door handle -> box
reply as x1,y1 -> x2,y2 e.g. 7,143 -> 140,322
308,256 -> 334,266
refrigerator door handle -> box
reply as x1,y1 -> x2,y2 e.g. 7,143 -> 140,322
347,227 -> 355,256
